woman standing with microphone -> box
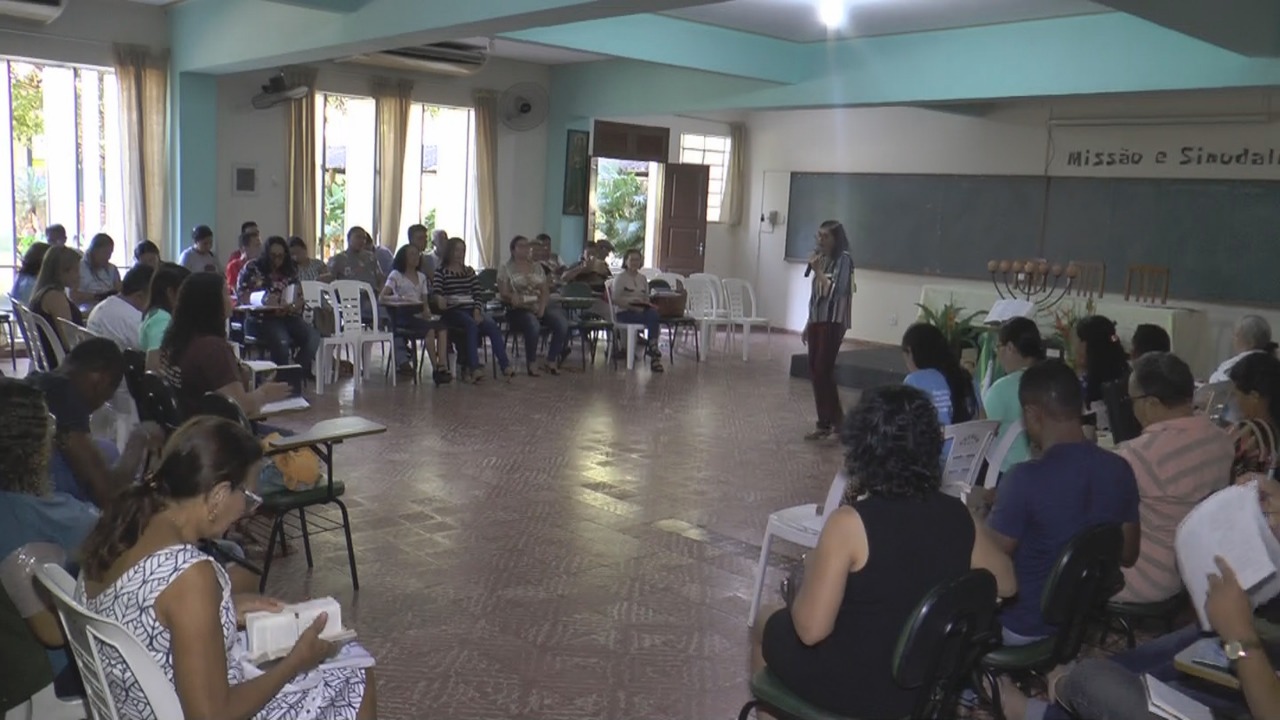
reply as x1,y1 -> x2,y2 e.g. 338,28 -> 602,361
803,220 -> 855,441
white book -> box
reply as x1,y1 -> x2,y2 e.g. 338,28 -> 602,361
259,397 -> 310,415
245,597 -> 353,662
983,298 -> 1035,325
1176,479 -> 1280,630
1145,675 -> 1213,720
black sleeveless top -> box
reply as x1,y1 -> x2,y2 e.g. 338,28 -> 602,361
763,491 -> 975,718
30,286 -> 82,369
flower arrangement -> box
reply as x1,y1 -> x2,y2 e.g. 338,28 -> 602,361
915,299 -> 985,357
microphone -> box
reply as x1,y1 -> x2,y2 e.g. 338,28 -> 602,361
804,247 -> 819,277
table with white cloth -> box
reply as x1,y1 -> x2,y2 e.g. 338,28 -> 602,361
917,285 -> 1213,378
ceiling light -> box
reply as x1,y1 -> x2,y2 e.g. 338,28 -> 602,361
817,0 -> 846,29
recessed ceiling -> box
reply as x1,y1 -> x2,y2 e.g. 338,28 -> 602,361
664,0 -> 1112,43
470,38 -> 609,65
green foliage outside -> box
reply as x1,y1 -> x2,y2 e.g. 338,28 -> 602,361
322,173 -> 347,258
422,208 -> 437,233
594,164 -> 647,256
10,67 -> 42,152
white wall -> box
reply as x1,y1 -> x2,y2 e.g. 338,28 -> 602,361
599,113 -> 743,276
0,0 -> 169,68
737,90 -> 1280,367
215,58 -> 550,261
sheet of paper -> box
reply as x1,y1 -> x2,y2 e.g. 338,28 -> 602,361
249,290 -> 267,307
983,298 -> 1035,325
1145,675 -> 1213,720
260,397 -> 310,415
1177,480 -> 1277,629
244,360 -> 278,373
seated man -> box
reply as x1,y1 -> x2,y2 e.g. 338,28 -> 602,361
86,263 -> 153,350
1113,352 -> 1234,603
25,338 -> 163,506
562,240 -> 613,294
986,360 -> 1141,645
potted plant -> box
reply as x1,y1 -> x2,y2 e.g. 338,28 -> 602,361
915,300 -> 984,358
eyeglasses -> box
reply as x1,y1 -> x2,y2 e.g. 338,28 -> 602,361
241,489 -> 263,516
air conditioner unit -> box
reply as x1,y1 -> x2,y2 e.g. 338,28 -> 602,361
0,0 -> 65,23
338,42 -> 489,77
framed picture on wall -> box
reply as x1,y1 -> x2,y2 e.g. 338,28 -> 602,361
232,165 -> 257,196
562,129 -> 589,216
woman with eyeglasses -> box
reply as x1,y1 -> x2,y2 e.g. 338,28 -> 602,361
78,416 -> 378,720
235,235 -> 320,379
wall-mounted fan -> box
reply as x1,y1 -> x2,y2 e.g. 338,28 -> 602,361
252,72 -> 309,110
499,83 -> 548,132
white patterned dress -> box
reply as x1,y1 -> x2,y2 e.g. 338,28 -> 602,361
77,544 -> 366,720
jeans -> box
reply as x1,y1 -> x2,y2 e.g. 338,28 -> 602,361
806,322 -> 845,430
507,307 -> 570,366
390,307 -> 438,367
442,307 -> 509,371
248,314 -> 320,376
616,307 -> 661,353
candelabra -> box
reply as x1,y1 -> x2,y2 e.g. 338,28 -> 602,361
987,259 -> 1076,312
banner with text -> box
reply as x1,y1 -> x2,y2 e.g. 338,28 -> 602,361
1048,122 -> 1280,179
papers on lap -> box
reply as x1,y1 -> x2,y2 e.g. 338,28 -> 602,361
245,597 -> 355,662
1145,675 -> 1213,720
1176,479 -> 1280,630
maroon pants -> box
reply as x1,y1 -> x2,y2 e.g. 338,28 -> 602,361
807,322 -> 845,430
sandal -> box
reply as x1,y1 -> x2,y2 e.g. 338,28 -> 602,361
804,427 -> 833,442
650,357 -> 665,373
471,369 -> 486,384
541,363 -> 560,376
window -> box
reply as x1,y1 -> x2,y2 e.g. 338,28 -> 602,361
318,93 -> 477,264
678,132 -> 732,223
0,58 -> 126,290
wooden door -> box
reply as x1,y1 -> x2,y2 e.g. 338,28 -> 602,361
659,163 -> 709,275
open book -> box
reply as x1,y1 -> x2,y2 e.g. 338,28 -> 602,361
1145,675 -> 1213,720
244,597 -> 356,663
983,298 -> 1035,325
1176,479 -> 1280,630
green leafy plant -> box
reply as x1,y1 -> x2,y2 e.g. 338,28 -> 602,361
421,208 -> 437,233
10,66 -> 43,154
594,164 -> 646,256
322,173 -> 347,258
915,300 -> 984,356
14,168 -> 46,239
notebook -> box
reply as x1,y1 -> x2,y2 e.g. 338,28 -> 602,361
1145,675 -> 1213,720
244,597 -> 356,663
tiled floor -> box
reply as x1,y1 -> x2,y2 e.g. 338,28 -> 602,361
251,334 -> 858,719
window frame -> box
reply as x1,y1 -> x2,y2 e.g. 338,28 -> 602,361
678,132 -> 732,224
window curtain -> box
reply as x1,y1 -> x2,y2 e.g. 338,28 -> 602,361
284,65 -> 319,246
472,90 -> 500,268
373,78 -> 413,251
113,45 -> 169,247
724,122 -> 746,227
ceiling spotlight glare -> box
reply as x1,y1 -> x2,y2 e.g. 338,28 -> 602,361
818,0 -> 845,29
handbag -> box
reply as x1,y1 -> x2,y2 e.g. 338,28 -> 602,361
652,290 -> 687,319
312,305 -> 336,337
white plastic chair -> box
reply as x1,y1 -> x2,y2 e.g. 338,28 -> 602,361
1,544 -> 86,720
331,280 -> 395,388
23,307 -> 66,370
654,272 -> 684,291
980,419 -> 1024,490
603,279 -> 646,370
639,267 -> 661,281
941,420 -> 1000,497
720,278 -> 771,361
58,319 -> 138,449
306,282 -> 355,394
688,272 -> 726,312
682,276 -> 730,355
34,563 -> 185,720
747,471 -> 850,626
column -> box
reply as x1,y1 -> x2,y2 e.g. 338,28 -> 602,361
0,61 -> 15,287
169,71 -> 217,261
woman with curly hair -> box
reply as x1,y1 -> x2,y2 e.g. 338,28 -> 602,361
752,385 -> 1015,718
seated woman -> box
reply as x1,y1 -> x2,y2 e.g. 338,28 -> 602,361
134,240 -> 160,269
498,235 -> 570,376
160,272 -> 291,418
610,249 -> 664,373
900,322 -> 977,425
289,237 -> 333,283
79,233 -> 123,308
1130,323 -> 1171,361
10,241 -> 48,304
1228,351 -> 1280,478
0,378 -> 100,707
381,244 -> 449,384
1075,315 -> 1130,424
752,385 -> 1016,718
78,416 -> 377,720
432,237 -> 513,383
236,235 -> 320,379
983,317 -> 1044,473
139,263 -> 192,352
29,245 -> 85,364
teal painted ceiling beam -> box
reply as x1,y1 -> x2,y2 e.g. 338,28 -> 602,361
262,0 -> 374,12
171,0 -> 724,74
548,13 -> 1280,117
503,15 -> 814,83
1097,0 -> 1280,56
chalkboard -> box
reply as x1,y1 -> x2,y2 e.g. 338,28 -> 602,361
787,172 -> 1280,305
785,173 -> 1045,279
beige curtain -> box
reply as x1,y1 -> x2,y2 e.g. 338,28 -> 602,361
473,90 -> 500,268
113,45 -> 169,246
373,78 -> 413,250
724,122 -> 746,227
284,65 -> 319,246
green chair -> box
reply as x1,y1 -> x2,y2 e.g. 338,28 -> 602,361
1102,592 -> 1189,650
738,569 -> 1000,720
976,524 -> 1124,719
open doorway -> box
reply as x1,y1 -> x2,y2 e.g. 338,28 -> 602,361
589,157 -> 660,269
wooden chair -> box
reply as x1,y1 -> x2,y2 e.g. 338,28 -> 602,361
1124,265 -> 1171,305
1070,261 -> 1106,299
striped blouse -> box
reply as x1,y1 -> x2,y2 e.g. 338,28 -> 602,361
807,252 -> 854,329
433,265 -> 479,310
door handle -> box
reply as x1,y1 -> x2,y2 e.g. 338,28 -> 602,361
698,242 -> 704,255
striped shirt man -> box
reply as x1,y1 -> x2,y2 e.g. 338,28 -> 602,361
1113,414 -> 1234,603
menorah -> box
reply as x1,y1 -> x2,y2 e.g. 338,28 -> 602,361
987,259 -> 1077,312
